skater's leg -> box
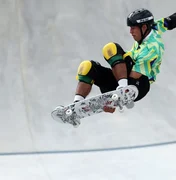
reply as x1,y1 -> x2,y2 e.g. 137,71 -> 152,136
74,60 -> 118,103
103,42 -> 128,87
74,82 -> 92,102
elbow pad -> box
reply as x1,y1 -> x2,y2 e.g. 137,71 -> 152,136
165,13 -> 176,30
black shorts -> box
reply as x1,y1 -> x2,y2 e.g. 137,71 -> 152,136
90,59 -> 150,102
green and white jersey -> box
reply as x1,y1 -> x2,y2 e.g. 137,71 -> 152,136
128,18 -> 168,83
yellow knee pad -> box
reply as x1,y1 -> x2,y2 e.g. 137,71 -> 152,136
102,42 -> 123,67
77,60 -> 92,76
76,60 -> 94,84
103,42 -> 117,60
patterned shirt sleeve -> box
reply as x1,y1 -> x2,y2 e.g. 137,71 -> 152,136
153,18 -> 168,34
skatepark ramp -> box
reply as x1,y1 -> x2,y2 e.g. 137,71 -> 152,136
0,0 -> 176,179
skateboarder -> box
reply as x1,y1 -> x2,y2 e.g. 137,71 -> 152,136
73,8 -> 176,113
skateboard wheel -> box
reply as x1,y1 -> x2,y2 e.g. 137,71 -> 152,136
112,94 -> 118,101
119,106 -> 124,112
66,109 -> 72,116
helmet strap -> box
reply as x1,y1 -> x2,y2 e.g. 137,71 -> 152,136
138,24 -> 151,45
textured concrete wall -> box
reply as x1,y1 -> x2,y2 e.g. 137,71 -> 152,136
0,0 -> 176,153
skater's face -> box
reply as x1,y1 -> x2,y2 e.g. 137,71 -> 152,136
130,25 -> 147,42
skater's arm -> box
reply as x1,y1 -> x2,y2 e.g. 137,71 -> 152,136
152,13 -> 176,34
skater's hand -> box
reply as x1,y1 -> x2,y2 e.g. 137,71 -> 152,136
103,106 -> 116,113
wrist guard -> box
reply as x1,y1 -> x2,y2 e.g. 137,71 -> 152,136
165,13 -> 176,30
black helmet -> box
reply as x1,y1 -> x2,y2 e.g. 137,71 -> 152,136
127,8 -> 154,27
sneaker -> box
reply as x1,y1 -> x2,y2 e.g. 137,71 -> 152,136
117,85 -> 138,108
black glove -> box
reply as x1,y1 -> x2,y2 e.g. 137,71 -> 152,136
165,13 -> 176,30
